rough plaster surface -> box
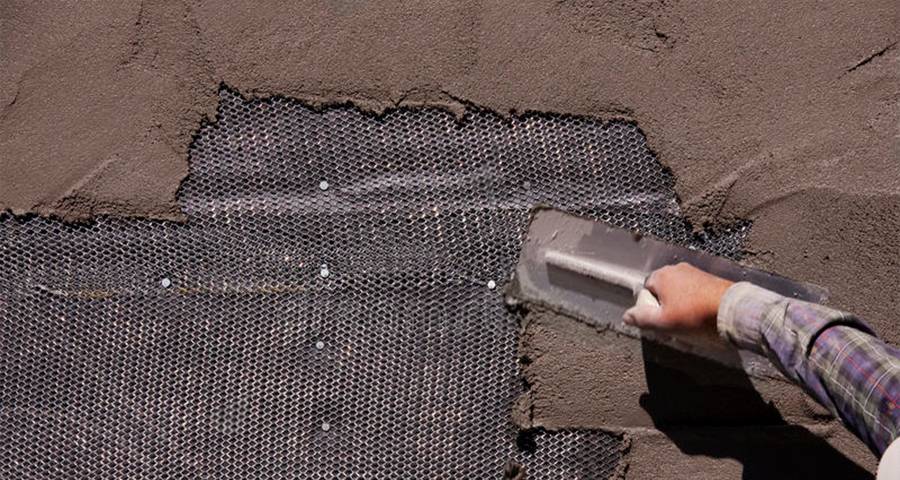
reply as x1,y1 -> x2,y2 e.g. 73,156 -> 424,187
2,1 -> 897,476
2,0 -> 897,330
514,308 -> 832,432
516,308 -> 879,477
2,2 -> 896,213
0,0 -> 900,324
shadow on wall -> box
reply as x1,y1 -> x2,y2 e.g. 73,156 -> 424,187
639,340 -> 873,479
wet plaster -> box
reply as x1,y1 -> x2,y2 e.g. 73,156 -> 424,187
2,1 -> 897,332
2,1 -> 898,476
513,308 -> 832,432
2,1 -> 897,299
515,308 -> 880,478
3,0 -> 897,222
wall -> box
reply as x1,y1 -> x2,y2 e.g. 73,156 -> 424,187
2,1 -> 896,477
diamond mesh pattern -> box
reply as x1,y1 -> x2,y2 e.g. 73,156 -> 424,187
0,88 -> 747,478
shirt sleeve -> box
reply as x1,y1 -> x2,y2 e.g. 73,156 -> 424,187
717,282 -> 900,456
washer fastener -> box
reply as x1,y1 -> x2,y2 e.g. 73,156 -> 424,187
319,180 -> 329,191
160,278 -> 172,288
319,265 -> 330,278
487,280 -> 497,290
315,341 -> 325,350
321,422 -> 331,432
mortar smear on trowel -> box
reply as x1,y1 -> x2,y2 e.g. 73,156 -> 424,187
506,207 -> 828,377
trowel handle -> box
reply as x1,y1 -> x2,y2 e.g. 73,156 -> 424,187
635,287 -> 660,308
543,249 -> 660,308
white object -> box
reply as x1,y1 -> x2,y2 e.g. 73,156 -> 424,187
543,249 -> 659,308
878,437 -> 900,479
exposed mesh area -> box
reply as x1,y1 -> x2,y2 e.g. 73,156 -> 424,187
0,88 -> 748,479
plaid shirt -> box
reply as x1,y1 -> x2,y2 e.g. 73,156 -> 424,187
718,282 -> 900,456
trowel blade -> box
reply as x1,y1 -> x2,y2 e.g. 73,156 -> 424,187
507,208 -> 828,374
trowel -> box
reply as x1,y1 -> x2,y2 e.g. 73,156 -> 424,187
507,208 -> 828,374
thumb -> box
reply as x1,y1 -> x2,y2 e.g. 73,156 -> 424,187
623,304 -> 663,329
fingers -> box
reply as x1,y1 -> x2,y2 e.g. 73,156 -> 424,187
623,304 -> 663,329
628,263 -> 727,333
642,262 -> 689,298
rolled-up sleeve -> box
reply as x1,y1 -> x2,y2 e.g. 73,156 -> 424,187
717,282 -> 900,456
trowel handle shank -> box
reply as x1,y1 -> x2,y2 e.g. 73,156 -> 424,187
543,249 -> 660,308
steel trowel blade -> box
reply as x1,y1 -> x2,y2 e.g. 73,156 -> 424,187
507,207 -> 828,374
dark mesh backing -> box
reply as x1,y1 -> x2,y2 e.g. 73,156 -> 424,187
0,88 -> 747,479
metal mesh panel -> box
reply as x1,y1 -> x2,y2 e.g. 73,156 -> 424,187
0,88 -> 747,478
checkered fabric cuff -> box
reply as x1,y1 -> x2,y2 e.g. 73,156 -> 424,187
717,282 -> 784,355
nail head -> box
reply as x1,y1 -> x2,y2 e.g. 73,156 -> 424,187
160,278 -> 172,288
487,280 -> 497,290
315,341 -> 325,350
319,180 -> 329,191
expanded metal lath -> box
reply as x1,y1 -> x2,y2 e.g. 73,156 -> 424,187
0,88 -> 747,478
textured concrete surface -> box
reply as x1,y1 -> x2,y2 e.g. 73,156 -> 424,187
2,1 -> 896,476
514,307 -> 879,476
513,308 -> 833,432
2,0 -> 897,337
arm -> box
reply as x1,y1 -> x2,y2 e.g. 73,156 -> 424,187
623,263 -> 900,456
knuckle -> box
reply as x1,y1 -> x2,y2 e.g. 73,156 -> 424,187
657,265 -> 675,279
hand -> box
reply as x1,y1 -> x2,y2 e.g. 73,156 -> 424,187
623,262 -> 733,334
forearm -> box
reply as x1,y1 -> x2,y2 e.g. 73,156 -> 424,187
718,282 -> 900,455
